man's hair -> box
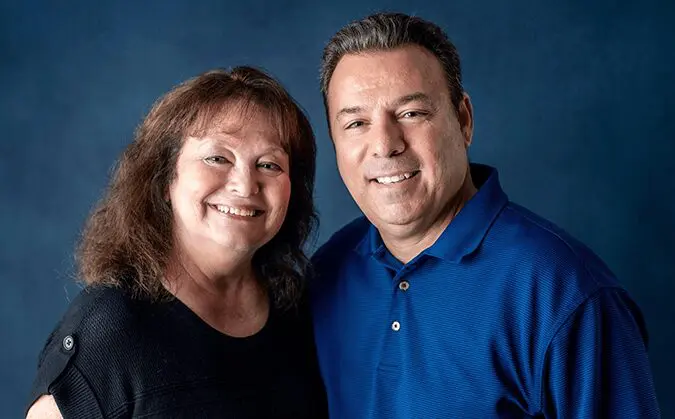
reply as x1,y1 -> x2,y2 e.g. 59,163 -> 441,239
320,12 -> 464,113
77,66 -> 317,309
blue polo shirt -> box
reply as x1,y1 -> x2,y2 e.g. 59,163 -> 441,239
311,164 -> 660,418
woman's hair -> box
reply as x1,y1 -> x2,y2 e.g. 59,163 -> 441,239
77,66 -> 317,309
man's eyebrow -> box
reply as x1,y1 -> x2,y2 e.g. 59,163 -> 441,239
334,106 -> 364,122
393,92 -> 434,108
333,92 -> 434,122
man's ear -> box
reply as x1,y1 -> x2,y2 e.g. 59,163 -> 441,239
458,92 -> 474,147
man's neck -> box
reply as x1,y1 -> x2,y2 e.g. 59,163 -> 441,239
380,174 -> 478,264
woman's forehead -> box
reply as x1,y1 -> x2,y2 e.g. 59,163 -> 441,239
188,100 -> 288,147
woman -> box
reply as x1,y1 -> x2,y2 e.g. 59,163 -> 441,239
26,67 -> 327,418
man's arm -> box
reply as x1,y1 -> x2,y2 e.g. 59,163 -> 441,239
541,288 -> 660,418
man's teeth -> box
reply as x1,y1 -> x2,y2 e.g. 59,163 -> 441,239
375,172 -> 414,184
215,205 -> 257,217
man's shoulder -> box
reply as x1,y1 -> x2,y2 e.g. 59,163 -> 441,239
494,202 -> 620,290
311,216 -> 371,266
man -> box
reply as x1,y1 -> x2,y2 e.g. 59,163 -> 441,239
310,12 -> 660,418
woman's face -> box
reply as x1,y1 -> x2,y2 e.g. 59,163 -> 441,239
168,107 -> 291,259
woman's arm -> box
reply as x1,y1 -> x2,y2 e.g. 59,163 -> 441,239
26,395 -> 63,419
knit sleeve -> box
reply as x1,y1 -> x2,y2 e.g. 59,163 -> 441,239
26,290 -> 107,418
28,330 -> 105,418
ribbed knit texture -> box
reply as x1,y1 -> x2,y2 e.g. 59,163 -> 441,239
28,286 -> 327,418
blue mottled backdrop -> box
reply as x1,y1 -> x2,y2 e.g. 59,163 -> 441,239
2,0 -> 673,417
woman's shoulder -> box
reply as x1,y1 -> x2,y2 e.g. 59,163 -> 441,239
27,285 -> 147,416
32,285 -> 151,377
50,285 -> 144,339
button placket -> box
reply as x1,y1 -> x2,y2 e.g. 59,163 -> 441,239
391,269 -> 410,334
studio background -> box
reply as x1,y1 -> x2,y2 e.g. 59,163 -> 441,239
2,0 -> 673,417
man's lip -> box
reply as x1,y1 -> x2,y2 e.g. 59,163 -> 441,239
368,170 -> 420,182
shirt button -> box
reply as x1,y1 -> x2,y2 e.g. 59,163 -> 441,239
63,335 -> 75,351
399,280 -> 410,291
391,321 -> 401,331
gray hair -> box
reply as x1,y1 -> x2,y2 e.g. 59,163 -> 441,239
320,12 -> 464,112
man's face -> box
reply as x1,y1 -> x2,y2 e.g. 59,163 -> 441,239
326,44 -> 474,239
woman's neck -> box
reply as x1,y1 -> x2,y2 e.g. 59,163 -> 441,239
163,247 -> 269,337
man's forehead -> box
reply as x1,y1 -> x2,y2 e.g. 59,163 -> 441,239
327,47 -> 446,108
332,51 -> 431,84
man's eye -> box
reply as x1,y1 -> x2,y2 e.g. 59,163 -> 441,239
401,111 -> 426,118
345,120 -> 365,130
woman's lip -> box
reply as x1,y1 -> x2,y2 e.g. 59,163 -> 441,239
208,204 -> 265,217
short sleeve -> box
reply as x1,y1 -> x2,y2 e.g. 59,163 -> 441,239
26,293 -> 106,418
542,288 -> 661,418
27,327 -> 74,405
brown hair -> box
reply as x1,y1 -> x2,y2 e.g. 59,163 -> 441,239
320,12 -> 464,114
77,66 -> 317,309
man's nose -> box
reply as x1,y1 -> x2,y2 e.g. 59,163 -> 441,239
371,118 -> 406,158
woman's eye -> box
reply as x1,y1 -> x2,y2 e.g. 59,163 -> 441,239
205,156 -> 228,164
258,162 -> 282,172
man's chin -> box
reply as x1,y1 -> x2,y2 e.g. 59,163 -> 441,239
366,208 -> 422,230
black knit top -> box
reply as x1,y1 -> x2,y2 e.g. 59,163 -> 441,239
27,285 -> 327,418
